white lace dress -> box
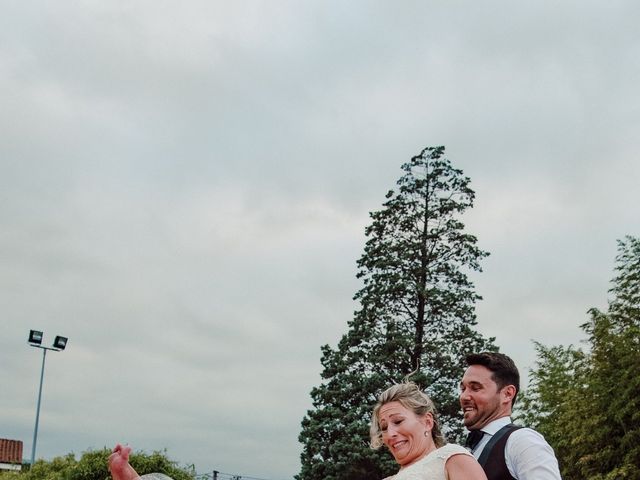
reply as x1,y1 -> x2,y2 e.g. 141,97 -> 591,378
384,444 -> 472,480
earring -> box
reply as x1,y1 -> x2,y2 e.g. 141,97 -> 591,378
424,430 -> 430,437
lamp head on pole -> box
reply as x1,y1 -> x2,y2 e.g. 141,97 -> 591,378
53,336 -> 68,351
28,330 -> 43,345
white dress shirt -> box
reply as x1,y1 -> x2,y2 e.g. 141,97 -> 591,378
470,416 -> 562,480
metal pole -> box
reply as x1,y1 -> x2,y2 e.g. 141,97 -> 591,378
31,347 -> 47,466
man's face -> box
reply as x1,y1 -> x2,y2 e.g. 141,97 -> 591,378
459,364 -> 513,430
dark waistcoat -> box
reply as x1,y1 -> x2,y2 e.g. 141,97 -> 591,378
477,424 -> 523,480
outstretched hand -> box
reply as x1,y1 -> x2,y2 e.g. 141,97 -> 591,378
108,444 -> 140,480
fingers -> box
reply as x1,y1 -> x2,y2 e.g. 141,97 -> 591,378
110,443 -> 132,459
121,445 -> 131,460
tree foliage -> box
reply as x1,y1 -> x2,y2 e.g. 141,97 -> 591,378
298,146 -> 495,480
0,448 -> 195,480
522,236 -> 640,480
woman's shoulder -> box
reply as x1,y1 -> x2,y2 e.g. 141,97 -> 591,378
433,443 -> 472,459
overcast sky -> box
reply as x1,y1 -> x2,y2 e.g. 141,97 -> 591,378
2,2 -> 639,479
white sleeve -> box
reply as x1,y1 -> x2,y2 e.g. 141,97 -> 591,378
505,428 -> 562,480
140,474 -> 175,480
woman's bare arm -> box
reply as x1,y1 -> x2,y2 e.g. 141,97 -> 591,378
445,453 -> 488,480
108,444 -> 141,480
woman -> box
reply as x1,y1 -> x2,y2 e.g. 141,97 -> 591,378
108,444 -> 172,480
370,382 -> 487,480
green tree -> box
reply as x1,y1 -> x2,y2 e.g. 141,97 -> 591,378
522,236 -> 640,480
298,146 -> 495,480
518,342 -> 588,478
0,448 -> 195,480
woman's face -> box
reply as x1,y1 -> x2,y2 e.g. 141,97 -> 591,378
378,401 -> 433,467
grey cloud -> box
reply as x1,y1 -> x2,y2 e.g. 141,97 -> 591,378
2,1 -> 640,478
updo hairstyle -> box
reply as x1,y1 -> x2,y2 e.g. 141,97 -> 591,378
369,382 -> 446,449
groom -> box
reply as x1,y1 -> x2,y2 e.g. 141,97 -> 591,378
459,352 -> 561,480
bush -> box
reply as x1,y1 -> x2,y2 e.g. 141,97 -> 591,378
0,448 -> 195,480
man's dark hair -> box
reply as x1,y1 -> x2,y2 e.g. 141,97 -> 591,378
465,352 -> 520,405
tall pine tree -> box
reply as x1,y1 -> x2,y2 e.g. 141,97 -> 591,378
298,146 -> 495,480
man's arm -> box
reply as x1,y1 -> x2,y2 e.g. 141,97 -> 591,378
505,428 -> 562,480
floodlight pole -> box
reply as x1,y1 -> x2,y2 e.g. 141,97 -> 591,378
31,346 -> 49,466
28,332 -> 67,467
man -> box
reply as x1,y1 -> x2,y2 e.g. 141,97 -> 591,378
459,352 -> 561,480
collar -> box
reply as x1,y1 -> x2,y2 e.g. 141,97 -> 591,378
479,416 -> 512,435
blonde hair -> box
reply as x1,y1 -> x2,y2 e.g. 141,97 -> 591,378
369,382 -> 446,449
